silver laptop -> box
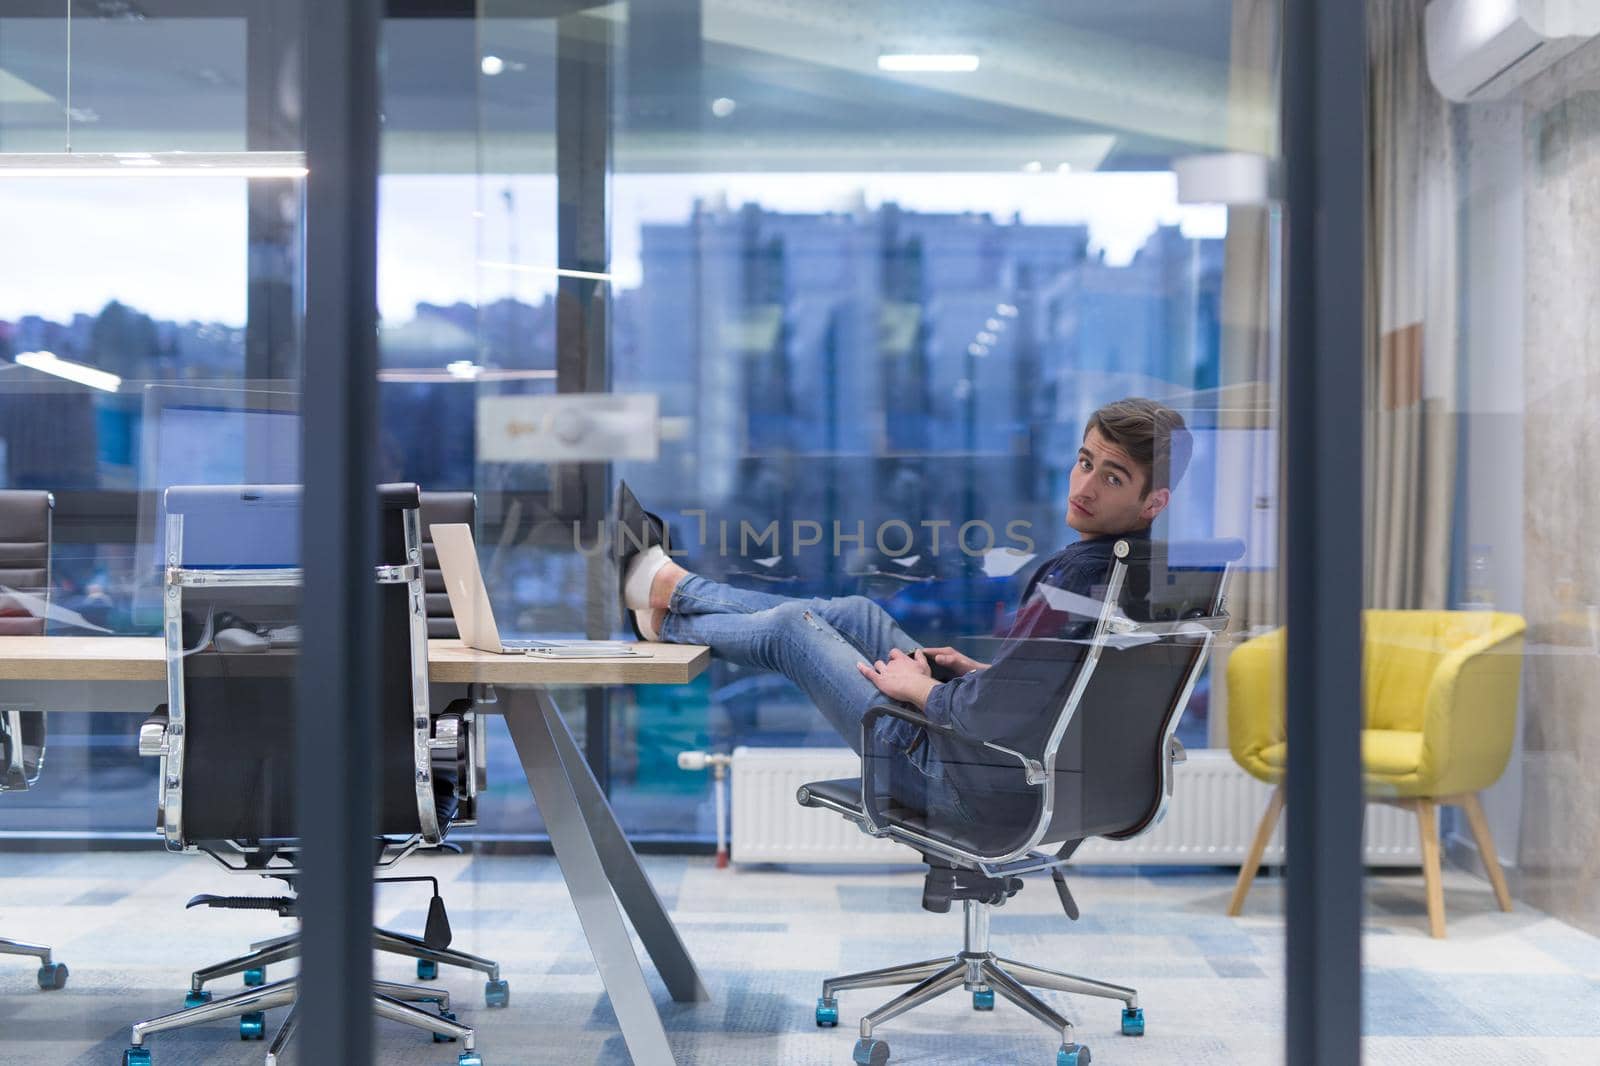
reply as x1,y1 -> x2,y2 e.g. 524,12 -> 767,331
430,523 -> 644,657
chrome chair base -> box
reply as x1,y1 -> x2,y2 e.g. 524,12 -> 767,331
187,926 -> 502,1000
816,900 -> 1139,1063
1,936 -> 67,990
0,936 -> 54,966
129,974 -> 475,1061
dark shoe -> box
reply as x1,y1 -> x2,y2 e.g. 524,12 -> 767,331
614,480 -> 667,561
613,480 -> 669,639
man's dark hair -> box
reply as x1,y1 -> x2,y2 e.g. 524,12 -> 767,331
1084,397 -> 1192,497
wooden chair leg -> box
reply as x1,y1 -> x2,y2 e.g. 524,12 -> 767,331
1414,799 -> 1447,938
1228,784 -> 1286,917
1459,793 -> 1514,912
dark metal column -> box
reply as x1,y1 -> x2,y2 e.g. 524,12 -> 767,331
556,12 -> 614,786
1283,0 -> 1365,1062
296,0 -> 382,1060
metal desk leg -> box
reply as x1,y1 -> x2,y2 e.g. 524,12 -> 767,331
533,689 -> 709,1004
503,688 -> 679,1066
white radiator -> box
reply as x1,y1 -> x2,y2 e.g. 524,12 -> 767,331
730,746 -> 1423,867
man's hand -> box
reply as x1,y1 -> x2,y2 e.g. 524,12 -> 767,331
920,646 -> 988,676
857,648 -> 939,709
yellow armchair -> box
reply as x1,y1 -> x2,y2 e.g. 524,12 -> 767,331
1225,610 -> 1526,937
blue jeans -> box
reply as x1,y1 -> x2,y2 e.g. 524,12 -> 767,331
658,575 -> 974,823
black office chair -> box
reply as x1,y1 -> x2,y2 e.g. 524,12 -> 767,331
0,489 -> 68,991
419,491 -> 489,831
126,484 -> 485,1066
372,489 -> 499,988
798,538 -> 1242,1066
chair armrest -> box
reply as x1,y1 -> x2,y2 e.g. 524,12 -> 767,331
856,704 -> 942,833
1420,628 -> 1525,795
139,705 -> 170,758
862,702 -> 1048,785
432,691 -> 490,819
856,703 -> 1050,835
860,702 -> 953,742
427,713 -> 461,753
1225,628 -> 1287,780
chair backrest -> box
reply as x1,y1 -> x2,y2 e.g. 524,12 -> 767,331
906,538 -> 1239,863
0,490 -> 52,636
1363,609 -> 1525,732
0,490 -> 52,792
419,491 -> 476,639
1048,539 -> 1236,843
160,483 -> 439,853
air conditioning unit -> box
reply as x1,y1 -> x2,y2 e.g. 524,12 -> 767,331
1425,0 -> 1600,101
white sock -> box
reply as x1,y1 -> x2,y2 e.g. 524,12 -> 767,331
624,545 -> 671,610
633,608 -> 661,642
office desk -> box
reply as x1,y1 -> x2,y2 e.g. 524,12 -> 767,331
0,635 -> 711,1066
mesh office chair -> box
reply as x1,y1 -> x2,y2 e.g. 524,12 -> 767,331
798,538 -> 1241,1066
0,489 -> 68,991
126,484 -> 484,1066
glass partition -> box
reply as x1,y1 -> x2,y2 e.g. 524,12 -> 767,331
1358,0 -> 1600,1057
1,1 -> 1314,1063
463,1 -> 1288,1063
0,1 -> 310,1059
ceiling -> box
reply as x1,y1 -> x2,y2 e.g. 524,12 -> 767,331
0,0 -> 1275,173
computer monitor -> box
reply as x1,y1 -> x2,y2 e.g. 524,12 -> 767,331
1162,425 -> 1277,571
132,383 -> 300,624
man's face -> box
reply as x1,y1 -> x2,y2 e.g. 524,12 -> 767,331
1066,426 -> 1170,538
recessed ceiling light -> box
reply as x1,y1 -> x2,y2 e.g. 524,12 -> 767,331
710,97 -> 737,118
877,53 -> 980,73
1057,162 -> 1074,174
481,55 -> 505,76
1022,160 -> 1043,173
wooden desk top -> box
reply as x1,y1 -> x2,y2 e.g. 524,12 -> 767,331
427,639 -> 708,685
0,636 -> 708,687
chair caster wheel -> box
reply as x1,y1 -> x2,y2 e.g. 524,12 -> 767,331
240,1011 -> 266,1040
973,987 -> 995,1011
184,989 -> 212,1009
417,959 -> 439,981
434,1008 -> 459,1043
484,978 -> 510,1008
853,1037 -> 890,1066
1121,1006 -> 1145,1036
815,996 -> 839,1026
122,1048 -> 152,1066
1058,1043 -> 1092,1066
456,1054 -> 484,1066
36,962 -> 67,990
244,967 -> 266,987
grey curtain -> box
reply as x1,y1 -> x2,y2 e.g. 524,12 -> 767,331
1207,0 -> 1282,745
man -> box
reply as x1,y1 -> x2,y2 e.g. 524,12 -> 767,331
618,396 -> 1192,826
